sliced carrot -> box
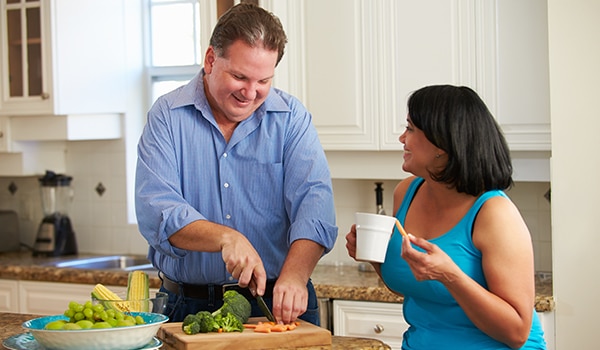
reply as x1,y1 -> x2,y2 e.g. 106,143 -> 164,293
243,324 -> 258,329
286,323 -> 297,331
270,324 -> 288,332
254,326 -> 272,333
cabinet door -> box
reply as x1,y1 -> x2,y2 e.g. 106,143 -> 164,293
0,0 -> 47,113
282,1 -> 469,151
0,0 -> 127,116
0,279 -> 19,312
333,299 -> 407,350
18,281 -> 126,315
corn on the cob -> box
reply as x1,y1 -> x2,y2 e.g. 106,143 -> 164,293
126,271 -> 150,312
91,283 -> 131,312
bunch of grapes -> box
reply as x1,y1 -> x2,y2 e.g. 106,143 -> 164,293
44,301 -> 146,330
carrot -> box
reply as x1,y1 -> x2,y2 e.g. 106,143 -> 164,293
254,325 -> 272,333
243,324 -> 258,329
271,324 -> 288,332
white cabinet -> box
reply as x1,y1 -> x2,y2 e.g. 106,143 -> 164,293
279,0 -> 550,153
0,279 -> 19,312
0,0 -> 127,117
538,311 -> 555,350
18,281 -> 123,315
12,280 -> 158,315
333,299 -> 408,350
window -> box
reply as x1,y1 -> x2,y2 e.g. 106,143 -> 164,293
146,0 -> 203,102
145,0 -> 258,103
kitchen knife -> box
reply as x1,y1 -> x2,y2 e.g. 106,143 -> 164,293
256,295 -> 276,322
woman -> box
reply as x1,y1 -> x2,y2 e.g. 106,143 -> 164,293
346,85 -> 546,349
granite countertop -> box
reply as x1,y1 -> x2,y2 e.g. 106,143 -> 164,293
0,251 -> 554,312
0,312 -> 391,350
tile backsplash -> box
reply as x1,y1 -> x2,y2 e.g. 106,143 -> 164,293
321,179 -> 553,272
0,140 -> 552,272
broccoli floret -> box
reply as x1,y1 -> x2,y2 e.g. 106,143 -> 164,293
212,290 -> 251,324
214,312 -> 244,332
195,311 -> 219,333
182,314 -> 201,335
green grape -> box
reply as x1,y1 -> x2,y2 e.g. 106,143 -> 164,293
68,301 -> 80,311
62,323 -> 82,330
115,312 -> 124,321
84,301 -> 93,309
92,304 -> 104,313
106,318 -> 118,327
116,318 -> 135,327
99,310 -> 108,321
73,312 -> 84,321
106,309 -> 115,319
135,315 -> 145,325
83,308 -> 93,319
64,309 -> 75,318
45,320 -> 67,330
91,321 -> 112,329
75,320 -> 94,329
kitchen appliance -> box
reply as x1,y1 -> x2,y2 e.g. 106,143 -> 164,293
0,210 -> 21,252
375,182 -> 386,215
32,171 -> 78,256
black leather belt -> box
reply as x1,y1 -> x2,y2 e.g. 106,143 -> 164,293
161,274 -> 275,300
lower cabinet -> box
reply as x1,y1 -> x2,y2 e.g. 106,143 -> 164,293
0,280 -> 157,315
333,299 -> 407,350
538,311 -> 555,350
18,281 -> 128,315
0,279 -> 19,312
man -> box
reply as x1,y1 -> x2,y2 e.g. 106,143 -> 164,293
135,3 -> 337,325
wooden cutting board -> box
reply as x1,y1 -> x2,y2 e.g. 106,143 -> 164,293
157,317 -> 332,350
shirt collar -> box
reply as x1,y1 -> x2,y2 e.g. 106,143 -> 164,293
170,69 -> 291,118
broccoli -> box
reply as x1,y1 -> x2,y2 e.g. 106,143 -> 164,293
180,290 -> 251,334
212,290 -> 251,324
214,312 -> 244,332
182,314 -> 201,335
196,311 -> 219,333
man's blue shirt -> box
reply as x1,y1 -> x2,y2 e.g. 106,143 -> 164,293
135,71 -> 337,284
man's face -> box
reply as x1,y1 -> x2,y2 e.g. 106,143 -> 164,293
203,40 -> 279,124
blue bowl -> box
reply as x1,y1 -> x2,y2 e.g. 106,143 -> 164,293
22,312 -> 168,350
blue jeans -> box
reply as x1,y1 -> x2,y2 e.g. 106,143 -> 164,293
160,279 -> 320,326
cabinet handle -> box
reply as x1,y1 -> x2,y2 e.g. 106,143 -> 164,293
41,93 -> 50,100
373,324 -> 384,333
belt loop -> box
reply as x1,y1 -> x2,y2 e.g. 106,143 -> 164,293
207,284 -> 215,308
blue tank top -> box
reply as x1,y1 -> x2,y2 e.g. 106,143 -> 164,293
380,177 -> 546,349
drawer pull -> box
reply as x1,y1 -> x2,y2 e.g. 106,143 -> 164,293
374,324 -> 384,333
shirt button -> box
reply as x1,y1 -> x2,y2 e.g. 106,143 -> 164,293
225,214 -> 231,220
223,182 -> 229,188
228,276 -> 234,281
223,152 -> 228,158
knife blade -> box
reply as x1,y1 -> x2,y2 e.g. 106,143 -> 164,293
256,295 -> 276,322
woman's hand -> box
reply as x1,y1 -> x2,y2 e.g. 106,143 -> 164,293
401,234 -> 459,284
345,224 -> 358,260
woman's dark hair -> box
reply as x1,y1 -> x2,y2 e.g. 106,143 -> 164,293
210,3 -> 288,66
407,85 -> 513,195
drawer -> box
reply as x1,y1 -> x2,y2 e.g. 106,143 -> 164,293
333,300 -> 408,350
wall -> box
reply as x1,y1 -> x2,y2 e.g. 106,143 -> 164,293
0,150 -> 552,273
547,0 -> 600,347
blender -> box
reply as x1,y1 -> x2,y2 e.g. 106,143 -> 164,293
32,171 -> 78,256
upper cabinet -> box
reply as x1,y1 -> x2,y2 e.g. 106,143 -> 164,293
0,0 -> 127,117
276,0 -> 550,152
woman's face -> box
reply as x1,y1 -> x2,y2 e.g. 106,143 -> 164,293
399,116 -> 445,176
203,39 -> 278,125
